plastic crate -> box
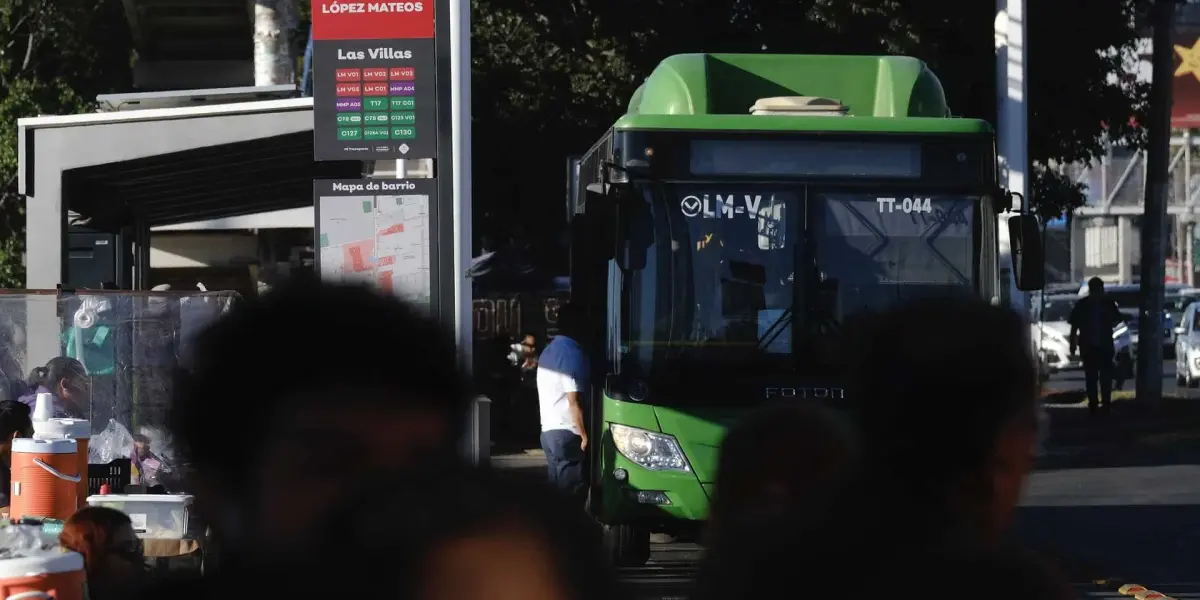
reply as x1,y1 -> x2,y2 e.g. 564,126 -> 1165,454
88,458 -> 131,496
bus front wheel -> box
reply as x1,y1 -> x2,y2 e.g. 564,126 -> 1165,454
602,523 -> 651,567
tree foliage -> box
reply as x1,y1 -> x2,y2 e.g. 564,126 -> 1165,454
0,0 -> 133,287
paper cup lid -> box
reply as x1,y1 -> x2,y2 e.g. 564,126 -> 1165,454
32,418 -> 90,440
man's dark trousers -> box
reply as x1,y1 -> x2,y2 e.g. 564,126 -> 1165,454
540,429 -> 587,505
1081,346 -> 1115,413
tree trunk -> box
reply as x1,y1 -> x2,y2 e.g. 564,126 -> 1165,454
253,0 -> 297,86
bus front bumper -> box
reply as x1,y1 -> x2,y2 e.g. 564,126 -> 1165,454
601,453 -> 712,525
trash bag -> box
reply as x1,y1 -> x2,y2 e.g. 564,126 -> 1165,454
0,522 -> 60,559
88,418 -> 135,465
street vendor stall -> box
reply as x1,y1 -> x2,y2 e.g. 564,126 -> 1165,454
0,289 -> 237,575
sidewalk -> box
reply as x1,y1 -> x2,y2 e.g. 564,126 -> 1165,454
489,449 -> 547,483
1040,392 -> 1200,467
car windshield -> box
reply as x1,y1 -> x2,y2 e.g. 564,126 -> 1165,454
620,183 -> 978,380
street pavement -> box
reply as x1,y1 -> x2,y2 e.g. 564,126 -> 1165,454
1019,357 -> 1200,593
620,544 -> 701,600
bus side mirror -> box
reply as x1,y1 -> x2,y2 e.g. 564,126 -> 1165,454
1007,214 -> 1045,291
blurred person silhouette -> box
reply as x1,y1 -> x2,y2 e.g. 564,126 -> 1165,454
158,466 -> 615,600
704,401 -> 857,548
19,356 -> 89,418
0,400 -> 33,511
60,506 -> 148,600
699,508 -> 1073,600
696,298 -> 1066,599
536,303 -> 590,505
843,298 -> 1043,550
158,278 -> 470,577
317,465 -> 613,600
1069,277 -> 1124,414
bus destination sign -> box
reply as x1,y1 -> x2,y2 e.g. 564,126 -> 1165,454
311,1 -> 437,160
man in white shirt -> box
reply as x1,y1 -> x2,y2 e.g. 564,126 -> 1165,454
536,304 -> 589,504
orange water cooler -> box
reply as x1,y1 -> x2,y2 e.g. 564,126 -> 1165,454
33,418 -> 91,507
10,438 -> 81,522
0,551 -> 86,600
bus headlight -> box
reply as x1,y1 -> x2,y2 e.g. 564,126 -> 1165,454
610,424 -> 691,472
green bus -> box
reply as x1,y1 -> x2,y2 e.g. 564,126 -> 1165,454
566,53 -> 1044,564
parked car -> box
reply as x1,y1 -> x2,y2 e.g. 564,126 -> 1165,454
1175,300 -> 1200,387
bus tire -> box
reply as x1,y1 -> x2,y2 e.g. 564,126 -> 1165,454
603,523 -> 651,567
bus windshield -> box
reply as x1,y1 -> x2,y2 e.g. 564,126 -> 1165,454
620,183 -> 979,381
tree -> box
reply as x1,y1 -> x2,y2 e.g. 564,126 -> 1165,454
0,0 -> 134,288
470,0 -> 639,263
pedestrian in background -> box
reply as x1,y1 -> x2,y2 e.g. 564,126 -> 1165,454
536,303 -> 590,506
20,356 -> 89,418
1069,277 -> 1124,414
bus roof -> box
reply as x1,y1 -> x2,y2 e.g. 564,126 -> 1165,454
617,53 -> 992,134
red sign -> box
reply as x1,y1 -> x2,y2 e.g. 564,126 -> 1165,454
335,68 -> 361,81
390,67 -> 415,81
1175,26 -> 1200,127
362,82 -> 390,96
362,68 -> 389,81
312,1 -> 434,40
335,83 -> 362,96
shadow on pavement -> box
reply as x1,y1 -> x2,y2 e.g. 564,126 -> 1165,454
1044,393 -> 1200,449
1015,505 -> 1200,584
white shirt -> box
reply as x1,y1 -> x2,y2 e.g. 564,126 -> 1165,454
536,335 -> 589,434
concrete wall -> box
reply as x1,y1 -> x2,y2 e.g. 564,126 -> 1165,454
149,232 -> 259,268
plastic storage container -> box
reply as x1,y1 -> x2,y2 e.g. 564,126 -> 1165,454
85,494 -> 193,539
0,551 -> 86,600
10,438 -> 80,521
32,418 -> 91,508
